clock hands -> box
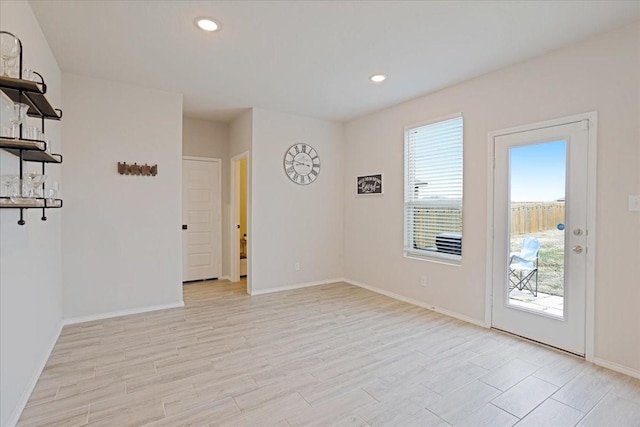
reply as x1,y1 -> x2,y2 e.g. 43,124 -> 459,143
285,143 -> 320,185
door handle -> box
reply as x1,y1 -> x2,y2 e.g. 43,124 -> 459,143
572,245 -> 583,254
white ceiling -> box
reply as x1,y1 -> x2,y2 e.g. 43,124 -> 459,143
29,1 -> 640,123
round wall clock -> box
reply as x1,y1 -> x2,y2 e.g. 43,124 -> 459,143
283,143 -> 320,185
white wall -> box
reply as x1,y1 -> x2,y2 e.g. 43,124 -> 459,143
0,2 -> 63,426
251,108 -> 344,292
61,74 -> 183,319
344,22 -> 640,373
182,117 -> 230,278
183,117 -> 229,159
229,109 -> 253,158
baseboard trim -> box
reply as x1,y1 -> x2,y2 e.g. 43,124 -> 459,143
342,278 -> 487,328
62,301 -> 185,326
219,275 -> 231,281
6,322 -> 63,427
250,278 -> 344,296
593,357 -> 640,380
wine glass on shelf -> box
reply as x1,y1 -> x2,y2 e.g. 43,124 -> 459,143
10,102 -> 29,138
0,175 -> 19,201
0,97 -> 14,138
28,173 -> 47,197
2,175 -> 26,203
0,32 -> 20,77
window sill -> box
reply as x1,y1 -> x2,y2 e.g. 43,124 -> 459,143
404,250 -> 462,266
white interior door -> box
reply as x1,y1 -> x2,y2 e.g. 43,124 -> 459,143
182,158 -> 221,282
491,119 -> 590,355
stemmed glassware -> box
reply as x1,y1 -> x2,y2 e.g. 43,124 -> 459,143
10,102 -> 29,138
0,174 -> 26,203
0,32 -> 20,77
0,95 -> 13,138
0,175 -> 19,199
28,173 -> 47,197
0,174 -> 49,203
17,177 -> 34,201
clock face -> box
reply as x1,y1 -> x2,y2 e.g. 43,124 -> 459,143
284,143 -> 320,185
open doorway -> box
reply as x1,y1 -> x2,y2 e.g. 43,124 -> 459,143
230,152 -> 250,293
238,158 -> 248,279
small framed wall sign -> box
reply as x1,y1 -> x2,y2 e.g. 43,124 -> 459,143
357,174 -> 383,195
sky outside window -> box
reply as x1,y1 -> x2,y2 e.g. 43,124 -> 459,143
510,140 -> 566,202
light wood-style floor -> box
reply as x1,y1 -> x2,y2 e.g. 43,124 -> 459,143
18,280 -> 640,426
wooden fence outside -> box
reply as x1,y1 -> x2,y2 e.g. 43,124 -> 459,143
410,202 -> 564,248
411,206 -> 462,250
511,201 -> 565,235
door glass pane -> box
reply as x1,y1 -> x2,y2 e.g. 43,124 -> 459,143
508,140 -> 566,318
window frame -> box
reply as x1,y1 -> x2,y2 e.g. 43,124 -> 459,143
403,113 -> 464,264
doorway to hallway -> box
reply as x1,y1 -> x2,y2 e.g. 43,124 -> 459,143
231,152 -> 250,293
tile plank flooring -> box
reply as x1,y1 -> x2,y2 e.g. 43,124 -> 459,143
18,280 -> 640,426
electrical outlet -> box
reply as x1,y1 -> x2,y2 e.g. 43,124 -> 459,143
420,276 -> 427,287
629,195 -> 640,212
294,262 -> 301,271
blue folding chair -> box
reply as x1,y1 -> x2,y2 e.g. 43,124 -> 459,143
509,237 -> 540,297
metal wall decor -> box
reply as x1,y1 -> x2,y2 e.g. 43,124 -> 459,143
118,162 -> 158,176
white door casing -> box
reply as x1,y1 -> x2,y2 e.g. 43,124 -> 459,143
487,113 -> 597,357
182,157 -> 221,282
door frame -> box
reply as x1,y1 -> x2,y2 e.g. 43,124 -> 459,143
182,156 -> 222,281
485,112 -> 597,361
230,151 -> 251,293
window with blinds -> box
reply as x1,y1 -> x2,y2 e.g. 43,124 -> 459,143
404,115 -> 463,261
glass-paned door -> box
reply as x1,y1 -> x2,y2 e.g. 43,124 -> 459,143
492,120 -> 589,355
508,140 -> 566,317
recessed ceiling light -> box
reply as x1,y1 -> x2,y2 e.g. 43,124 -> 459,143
370,74 -> 387,83
195,17 -> 220,32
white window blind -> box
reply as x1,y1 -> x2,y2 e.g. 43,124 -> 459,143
404,115 -> 463,261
